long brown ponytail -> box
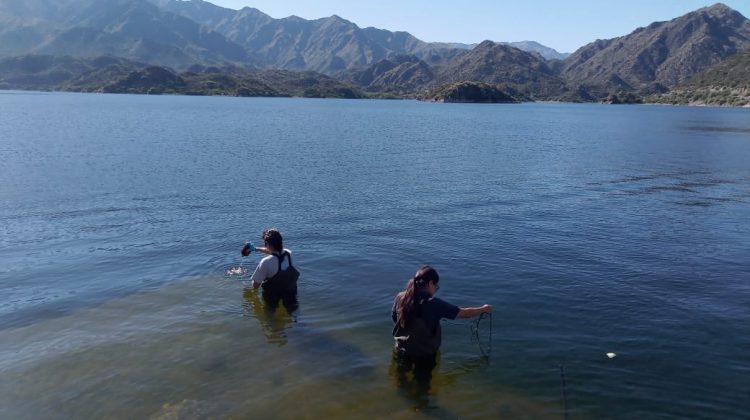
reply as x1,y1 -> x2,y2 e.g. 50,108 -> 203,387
395,266 -> 439,328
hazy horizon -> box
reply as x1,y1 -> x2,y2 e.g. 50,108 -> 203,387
208,0 -> 750,53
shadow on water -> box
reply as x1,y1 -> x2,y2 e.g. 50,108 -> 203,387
618,179 -> 740,195
242,287 -> 296,346
390,353 -> 437,409
383,315 -> 496,417
683,125 -> 750,134
389,354 -> 458,418
388,352 -> 500,418
587,170 -> 750,207
586,170 -> 712,186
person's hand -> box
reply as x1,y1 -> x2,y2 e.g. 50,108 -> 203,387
241,243 -> 253,257
482,304 -> 493,314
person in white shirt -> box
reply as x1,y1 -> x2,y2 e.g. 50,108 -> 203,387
242,228 -> 299,313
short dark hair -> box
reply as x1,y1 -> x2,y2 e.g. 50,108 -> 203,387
262,228 -> 283,252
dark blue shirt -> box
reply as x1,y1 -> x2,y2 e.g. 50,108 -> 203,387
392,290 -> 460,356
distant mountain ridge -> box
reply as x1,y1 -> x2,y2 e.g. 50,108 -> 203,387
340,40 -> 575,100
1,0 -> 749,104
503,41 -> 570,60
0,0 -> 256,68
155,0 -> 451,73
0,53 -> 365,98
561,3 -> 750,96
409,41 -> 570,60
154,0 -> 570,72
435,41 -> 569,99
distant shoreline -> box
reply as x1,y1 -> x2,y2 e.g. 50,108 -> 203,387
3,88 -> 750,109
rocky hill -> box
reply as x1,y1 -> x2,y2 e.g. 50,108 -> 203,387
648,49 -> 750,106
341,41 -> 581,100
424,81 -> 520,103
561,3 -> 750,98
0,55 -> 145,90
434,41 -> 571,100
0,54 -> 365,98
338,55 -> 436,96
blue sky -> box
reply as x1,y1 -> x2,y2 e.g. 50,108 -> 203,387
209,1 -> 750,53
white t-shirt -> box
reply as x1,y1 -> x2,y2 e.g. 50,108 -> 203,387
250,249 -> 292,287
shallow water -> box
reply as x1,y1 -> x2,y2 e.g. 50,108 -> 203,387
1,92 -> 749,419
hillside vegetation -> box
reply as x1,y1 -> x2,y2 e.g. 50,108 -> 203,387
648,49 -> 750,106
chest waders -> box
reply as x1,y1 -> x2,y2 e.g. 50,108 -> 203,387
392,297 -> 443,358
261,251 -> 300,311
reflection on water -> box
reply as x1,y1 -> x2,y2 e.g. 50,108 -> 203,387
242,287 -> 296,346
0,276 -> 561,418
151,399 -> 214,420
390,353 -> 438,409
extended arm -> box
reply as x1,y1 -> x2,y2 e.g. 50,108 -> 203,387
456,304 -> 492,319
241,243 -> 273,257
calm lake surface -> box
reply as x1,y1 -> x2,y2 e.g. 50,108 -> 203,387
1,92 -> 749,419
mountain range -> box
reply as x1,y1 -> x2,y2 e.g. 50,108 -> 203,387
0,54 -> 365,98
1,0 -> 749,104
0,0 -> 255,68
560,3 -> 750,97
648,48 -> 750,106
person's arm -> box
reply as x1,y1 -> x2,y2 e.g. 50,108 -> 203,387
249,259 -> 269,289
241,243 -> 273,257
456,304 -> 492,319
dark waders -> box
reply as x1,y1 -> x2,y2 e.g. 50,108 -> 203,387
261,251 -> 299,314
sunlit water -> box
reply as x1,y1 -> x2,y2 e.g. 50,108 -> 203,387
1,92 -> 749,419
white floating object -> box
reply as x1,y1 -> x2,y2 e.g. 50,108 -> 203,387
607,352 -> 616,359
226,266 -> 245,276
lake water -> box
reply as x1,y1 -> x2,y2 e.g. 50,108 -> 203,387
1,91 -> 749,419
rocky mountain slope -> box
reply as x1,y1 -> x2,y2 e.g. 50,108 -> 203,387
561,3 -> 750,97
338,55 -> 436,96
0,0 -> 255,68
0,54 -> 365,98
156,0 -> 568,73
434,41 -> 570,99
341,41 -> 578,100
649,48 -> 750,106
156,0 -> 456,74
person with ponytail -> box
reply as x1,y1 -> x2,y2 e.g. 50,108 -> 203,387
391,266 -> 492,389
